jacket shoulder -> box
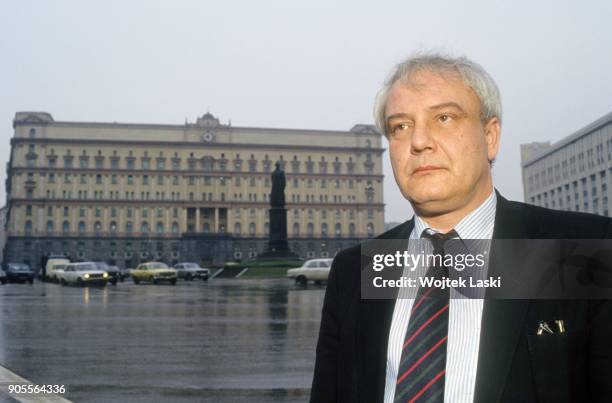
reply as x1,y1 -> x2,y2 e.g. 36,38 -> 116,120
502,199 -> 612,238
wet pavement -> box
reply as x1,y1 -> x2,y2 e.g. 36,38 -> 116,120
0,278 -> 326,402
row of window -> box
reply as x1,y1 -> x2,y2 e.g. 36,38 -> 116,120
39,173 -> 369,188
25,145 -> 375,174
527,143 -> 612,190
22,220 -> 375,237
26,205 -> 378,220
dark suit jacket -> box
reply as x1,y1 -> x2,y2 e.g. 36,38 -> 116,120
310,191 -> 612,403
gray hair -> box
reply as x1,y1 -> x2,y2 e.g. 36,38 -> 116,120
373,52 -> 502,136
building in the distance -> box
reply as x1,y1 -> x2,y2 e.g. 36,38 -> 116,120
3,112 -> 384,269
521,111 -> 612,217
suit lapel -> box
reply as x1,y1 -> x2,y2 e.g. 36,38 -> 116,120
474,191 -> 531,403
356,219 -> 414,403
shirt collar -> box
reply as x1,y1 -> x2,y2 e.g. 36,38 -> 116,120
411,189 -> 497,240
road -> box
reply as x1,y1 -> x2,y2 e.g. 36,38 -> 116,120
0,278 -> 325,402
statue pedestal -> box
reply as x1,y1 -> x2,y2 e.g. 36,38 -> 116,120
259,207 -> 299,259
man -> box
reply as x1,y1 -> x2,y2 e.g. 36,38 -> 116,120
310,53 -> 612,402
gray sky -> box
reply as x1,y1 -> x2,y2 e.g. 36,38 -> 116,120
1,0 -> 612,223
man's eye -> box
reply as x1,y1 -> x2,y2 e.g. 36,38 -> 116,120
392,123 -> 410,134
438,114 -> 453,123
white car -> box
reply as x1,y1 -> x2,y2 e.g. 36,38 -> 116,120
287,258 -> 333,285
58,262 -> 109,286
174,262 -> 210,281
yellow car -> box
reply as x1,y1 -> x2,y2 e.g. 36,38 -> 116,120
130,262 -> 177,285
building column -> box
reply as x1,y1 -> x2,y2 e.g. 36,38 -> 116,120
214,208 -> 219,233
195,208 -> 201,233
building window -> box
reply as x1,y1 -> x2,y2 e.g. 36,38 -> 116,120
46,220 -> 54,233
293,222 -> 300,236
94,221 -> 102,234
172,222 -> 179,234
234,222 -> 241,235
78,221 -> 86,234
307,222 -> 314,236
80,174 -> 87,184
126,221 -> 133,233
26,205 -> 32,216
156,222 -> 164,233
110,221 -> 117,233
25,220 -> 33,235
249,222 -> 256,235
141,222 -> 150,233
62,221 -> 70,234
367,222 -> 374,237
321,223 -> 328,237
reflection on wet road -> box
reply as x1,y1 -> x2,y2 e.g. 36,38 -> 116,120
0,278 -> 325,402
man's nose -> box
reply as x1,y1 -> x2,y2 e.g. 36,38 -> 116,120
410,121 -> 435,153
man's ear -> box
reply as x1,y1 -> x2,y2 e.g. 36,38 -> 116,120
484,117 -> 501,163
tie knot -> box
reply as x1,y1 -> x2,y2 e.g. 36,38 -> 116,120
421,229 -> 458,252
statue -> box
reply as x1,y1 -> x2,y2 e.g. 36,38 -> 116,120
258,161 -> 298,259
271,162 -> 286,206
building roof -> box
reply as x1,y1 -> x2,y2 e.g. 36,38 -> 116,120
522,110 -> 612,167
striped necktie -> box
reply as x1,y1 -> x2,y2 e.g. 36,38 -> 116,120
393,228 -> 458,403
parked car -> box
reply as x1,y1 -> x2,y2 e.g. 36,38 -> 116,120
58,262 -> 109,286
4,263 -> 35,284
110,265 -> 130,282
93,262 -> 119,285
130,262 -> 177,285
0,268 -> 6,285
287,258 -> 333,285
174,262 -> 210,281
45,255 -> 71,282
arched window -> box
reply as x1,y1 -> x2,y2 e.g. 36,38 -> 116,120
171,222 -> 179,234
203,222 -> 210,233
126,221 -> 133,233
293,222 -> 300,236
78,221 -> 86,234
29,128 -> 36,138
141,222 -> 149,233
47,220 -> 54,234
349,222 -> 356,236
335,223 -> 341,237
264,222 -> 269,235
109,221 -> 117,233
94,221 -> 102,234
25,220 -> 33,235
62,221 -> 70,234
321,223 -> 328,238
156,222 -> 164,233
307,222 -> 314,237
249,222 -> 256,236
234,222 -> 241,235
367,222 -> 374,237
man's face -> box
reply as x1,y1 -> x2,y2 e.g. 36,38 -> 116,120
385,69 -> 500,216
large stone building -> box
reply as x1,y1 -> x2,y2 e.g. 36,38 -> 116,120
3,112 -> 385,269
521,111 -> 612,216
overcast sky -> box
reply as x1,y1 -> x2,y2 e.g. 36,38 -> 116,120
1,0 -> 612,224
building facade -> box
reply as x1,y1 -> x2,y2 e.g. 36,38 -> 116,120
3,112 -> 385,269
521,111 -> 612,216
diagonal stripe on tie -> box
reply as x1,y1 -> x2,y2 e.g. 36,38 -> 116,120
399,318 -> 448,373
394,346 -> 447,402
408,369 -> 446,403
403,304 -> 449,348
397,335 -> 448,384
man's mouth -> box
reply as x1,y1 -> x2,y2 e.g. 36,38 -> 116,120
412,165 -> 444,174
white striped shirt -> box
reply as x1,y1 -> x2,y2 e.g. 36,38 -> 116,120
384,190 -> 497,403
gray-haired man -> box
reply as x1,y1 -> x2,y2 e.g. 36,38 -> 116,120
310,53 -> 612,402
